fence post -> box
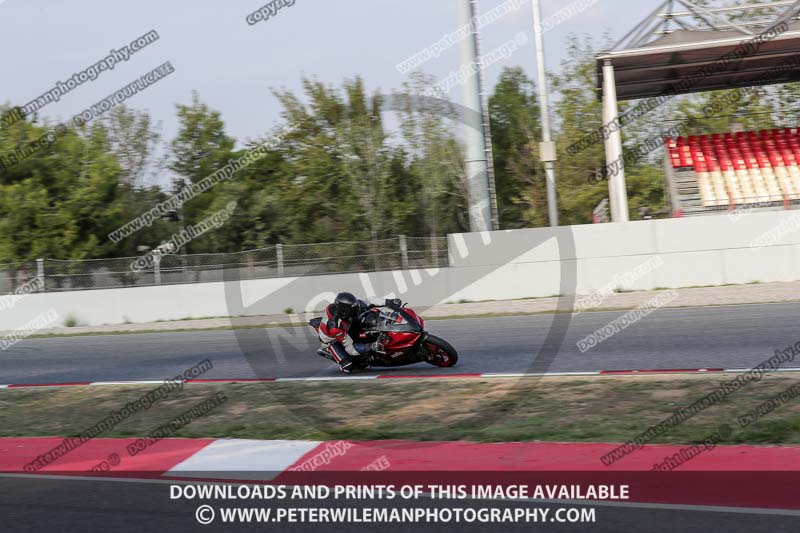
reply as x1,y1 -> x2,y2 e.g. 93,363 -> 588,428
399,235 -> 409,270
36,258 -> 45,292
276,244 -> 285,277
153,251 -> 162,286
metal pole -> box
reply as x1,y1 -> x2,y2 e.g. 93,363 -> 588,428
469,0 -> 500,232
602,59 -> 630,222
276,244 -> 285,277
399,235 -> 409,270
532,0 -> 559,227
36,258 -> 45,292
153,251 -> 161,286
457,0 -> 495,232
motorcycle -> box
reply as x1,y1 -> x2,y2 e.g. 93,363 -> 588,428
309,303 -> 458,370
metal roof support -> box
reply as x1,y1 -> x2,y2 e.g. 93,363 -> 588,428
680,0 -> 754,34
612,0 -> 670,51
630,17 -> 670,48
613,0 -> 800,53
662,1 -> 799,17
769,0 -> 800,29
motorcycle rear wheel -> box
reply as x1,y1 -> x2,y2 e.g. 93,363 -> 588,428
421,335 -> 459,367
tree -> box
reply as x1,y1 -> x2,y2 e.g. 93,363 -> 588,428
550,36 -> 610,225
336,79 -> 393,245
0,113 -> 132,263
192,146 -> 292,253
488,67 -> 545,228
272,78 -> 363,244
169,92 -> 236,252
102,106 -> 163,188
396,73 -> 469,240
551,35 -> 666,223
96,106 -> 173,257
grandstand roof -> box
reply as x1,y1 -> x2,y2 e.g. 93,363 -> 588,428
597,1 -> 800,101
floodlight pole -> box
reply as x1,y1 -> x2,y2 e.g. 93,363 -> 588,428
532,0 -> 559,227
457,0 -> 498,232
601,59 -> 630,222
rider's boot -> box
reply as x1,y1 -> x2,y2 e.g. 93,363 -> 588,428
319,345 -> 355,373
338,356 -> 355,374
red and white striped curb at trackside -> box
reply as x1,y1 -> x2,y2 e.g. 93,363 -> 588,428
3,437 -> 800,511
2,367 -> 800,389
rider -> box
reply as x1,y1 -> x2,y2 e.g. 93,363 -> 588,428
317,292 -> 402,374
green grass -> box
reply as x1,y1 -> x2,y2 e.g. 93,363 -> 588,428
2,374 -> 799,445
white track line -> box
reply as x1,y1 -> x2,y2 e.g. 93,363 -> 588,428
90,381 -> 164,386
275,376 -> 379,382
4,368 -> 800,390
482,371 -> 600,378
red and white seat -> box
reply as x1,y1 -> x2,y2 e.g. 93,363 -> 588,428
667,127 -> 800,207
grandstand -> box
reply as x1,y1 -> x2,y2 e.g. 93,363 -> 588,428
595,0 -> 800,220
666,128 -> 800,216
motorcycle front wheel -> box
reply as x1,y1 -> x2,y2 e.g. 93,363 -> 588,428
420,334 -> 459,367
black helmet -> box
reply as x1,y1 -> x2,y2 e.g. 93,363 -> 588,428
332,292 -> 359,321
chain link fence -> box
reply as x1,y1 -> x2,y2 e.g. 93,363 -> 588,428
0,236 -> 450,293
0,261 -> 39,295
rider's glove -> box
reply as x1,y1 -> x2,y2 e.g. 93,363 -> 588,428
385,298 -> 402,308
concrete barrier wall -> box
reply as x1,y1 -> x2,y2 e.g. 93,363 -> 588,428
3,210 -> 799,329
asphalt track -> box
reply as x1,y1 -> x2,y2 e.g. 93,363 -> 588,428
4,303 -> 800,533
3,302 -> 800,384
1,477 -> 798,533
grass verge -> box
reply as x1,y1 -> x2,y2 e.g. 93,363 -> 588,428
2,374 -> 799,445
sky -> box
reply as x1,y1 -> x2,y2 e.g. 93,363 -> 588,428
0,0 -> 656,184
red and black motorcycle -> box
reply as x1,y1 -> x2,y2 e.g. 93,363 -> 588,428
309,303 -> 458,370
